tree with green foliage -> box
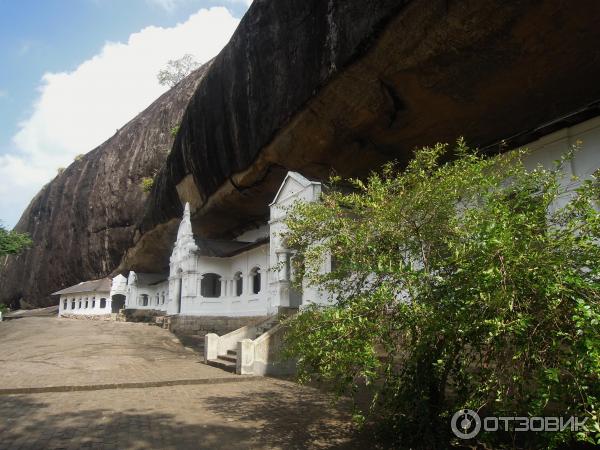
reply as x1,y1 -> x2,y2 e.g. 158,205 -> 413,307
0,223 -> 32,256
157,54 -> 199,88
282,141 -> 600,449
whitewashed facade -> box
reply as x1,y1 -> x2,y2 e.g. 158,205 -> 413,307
54,278 -> 113,316
54,116 -> 600,319
54,171 -> 331,318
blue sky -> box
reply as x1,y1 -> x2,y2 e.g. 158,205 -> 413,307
0,0 -> 251,228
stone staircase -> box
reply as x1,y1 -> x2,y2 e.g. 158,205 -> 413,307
207,349 -> 238,372
206,315 -> 280,373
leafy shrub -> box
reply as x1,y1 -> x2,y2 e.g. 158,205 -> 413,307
140,176 -> 154,193
282,141 -> 600,449
0,223 -> 33,256
74,154 -> 84,161
170,125 -> 180,137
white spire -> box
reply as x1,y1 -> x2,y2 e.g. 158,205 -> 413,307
176,202 -> 194,242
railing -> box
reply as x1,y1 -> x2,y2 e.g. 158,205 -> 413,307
203,315 -> 270,362
182,295 -> 267,316
236,321 -> 296,376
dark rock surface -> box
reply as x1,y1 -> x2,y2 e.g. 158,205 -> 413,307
4,0 -> 600,305
0,65 -> 209,308
124,0 -> 600,273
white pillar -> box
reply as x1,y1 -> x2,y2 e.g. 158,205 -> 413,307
205,333 -> 219,362
220,278 -> 226,298
237,339 -> 255,375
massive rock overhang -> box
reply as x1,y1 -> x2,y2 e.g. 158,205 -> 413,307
119,0 -> 600,274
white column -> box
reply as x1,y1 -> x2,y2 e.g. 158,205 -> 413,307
219,278 -> 225,298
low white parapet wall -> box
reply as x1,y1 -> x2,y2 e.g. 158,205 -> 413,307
236,322 -> 296,376
203,316 -> 269,362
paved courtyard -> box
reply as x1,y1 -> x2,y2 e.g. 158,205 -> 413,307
0,317 -> 367,449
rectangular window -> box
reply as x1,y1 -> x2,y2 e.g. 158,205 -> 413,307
63,299 -> 67,309
92,300 -> 95,308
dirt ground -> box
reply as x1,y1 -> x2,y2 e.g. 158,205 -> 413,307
0,317 -> 372,449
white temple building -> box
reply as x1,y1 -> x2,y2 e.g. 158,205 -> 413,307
54,115 -> 600,319
55,171 -> 331,318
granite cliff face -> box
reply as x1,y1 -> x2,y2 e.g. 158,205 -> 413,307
124,0 -> 600,273
4,0 -> 600,306
0,65 -> 209,308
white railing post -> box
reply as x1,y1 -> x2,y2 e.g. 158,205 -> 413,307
236,339 -> 255,375
204,333 -> 219,362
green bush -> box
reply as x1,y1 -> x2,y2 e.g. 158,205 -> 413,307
282,141 -> 600,449
0,223 -> 32,256
170,125 -> 180,138
140,176 -> 154,193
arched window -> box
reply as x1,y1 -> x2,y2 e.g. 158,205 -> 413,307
100,298 -> 107,309
250,267 -> 261,295
161,292 -> 165,304
63,299 -> 67,310
71,299 -> 75,310
201,273 -> 221,298
155,294 -> 160,306
78,300 -> 82,309
234,272 -> 243,297
92,300 -> 96,308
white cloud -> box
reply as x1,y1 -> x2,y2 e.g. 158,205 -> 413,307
0,7 -> 240,229
147,0 -> 253,12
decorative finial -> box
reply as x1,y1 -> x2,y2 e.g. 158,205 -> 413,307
176,202 -> 194,243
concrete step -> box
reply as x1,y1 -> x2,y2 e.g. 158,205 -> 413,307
207,358 -> 236,373
218,354 -> 237,363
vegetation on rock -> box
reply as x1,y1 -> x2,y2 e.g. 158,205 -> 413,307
157,54 -> 199,88
0,223 -> 32,257
140,176 -> 155,193
282,141 -> 600,449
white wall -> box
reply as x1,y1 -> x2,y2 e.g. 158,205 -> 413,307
522,116 -> 600,209
173,245 -> 271,317
58,291 -> 111,316
127,279 -> 169,311
267,173 -> 335,309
